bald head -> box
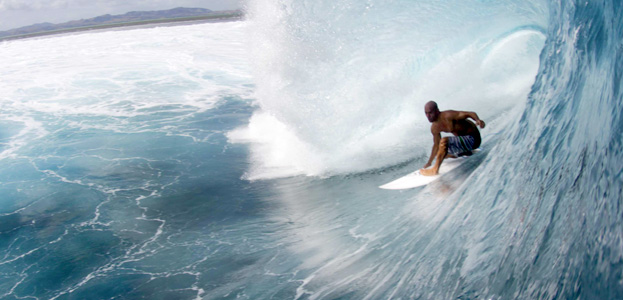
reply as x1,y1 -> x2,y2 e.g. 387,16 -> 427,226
425,101 -> 438,111
424,101 -> 440,122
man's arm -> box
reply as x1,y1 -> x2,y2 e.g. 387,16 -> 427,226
456,111 -> 486,128
424,128 -> 441,168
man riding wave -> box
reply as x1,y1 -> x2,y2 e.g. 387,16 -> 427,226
420,101 -> 485,176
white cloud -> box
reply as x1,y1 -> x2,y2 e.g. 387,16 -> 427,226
0,0 -> 239,12
0,0 -> 241,31
0,0 -> 67,11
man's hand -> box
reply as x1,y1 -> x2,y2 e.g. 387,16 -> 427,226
476,120 -> 486,129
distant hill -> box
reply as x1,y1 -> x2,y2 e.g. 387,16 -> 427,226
0,7 -> 242,40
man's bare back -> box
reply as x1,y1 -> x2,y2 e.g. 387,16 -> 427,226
420,101 -> 485,176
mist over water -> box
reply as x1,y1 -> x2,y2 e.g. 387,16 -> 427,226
231,0 -> 547,179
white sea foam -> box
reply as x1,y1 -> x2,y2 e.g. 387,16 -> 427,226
0,21 -> 252,138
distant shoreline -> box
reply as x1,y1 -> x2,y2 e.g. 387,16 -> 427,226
0,12 -> 243,42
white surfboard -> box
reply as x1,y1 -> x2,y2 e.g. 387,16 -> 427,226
379,150 -> 480,190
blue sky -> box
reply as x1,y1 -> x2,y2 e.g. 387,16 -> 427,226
0,0 -> 242,31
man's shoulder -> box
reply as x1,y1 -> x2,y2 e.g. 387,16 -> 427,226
430,121 -> 443,133
440,110 -> 459,117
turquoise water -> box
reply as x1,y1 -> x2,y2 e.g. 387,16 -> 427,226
1,0 -> 622,299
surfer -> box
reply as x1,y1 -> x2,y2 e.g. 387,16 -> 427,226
420,101 -> 485,176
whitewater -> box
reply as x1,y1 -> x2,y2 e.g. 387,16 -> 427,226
0,0 -> 621,299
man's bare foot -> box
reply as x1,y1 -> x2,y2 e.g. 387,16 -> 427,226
419,167 -> 438,176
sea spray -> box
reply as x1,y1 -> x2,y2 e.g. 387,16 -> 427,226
231,0 -> 547,179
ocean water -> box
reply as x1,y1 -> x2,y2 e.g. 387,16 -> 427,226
0,0 -> 621,299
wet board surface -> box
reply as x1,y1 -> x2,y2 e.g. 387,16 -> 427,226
380,150 -> 480,190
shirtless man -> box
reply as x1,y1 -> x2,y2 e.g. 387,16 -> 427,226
420,101 -> 485,176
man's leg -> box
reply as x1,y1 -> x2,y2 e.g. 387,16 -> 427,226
420,137 -> 449,176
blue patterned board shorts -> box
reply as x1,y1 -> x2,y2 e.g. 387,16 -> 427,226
447,135 -> 475,156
